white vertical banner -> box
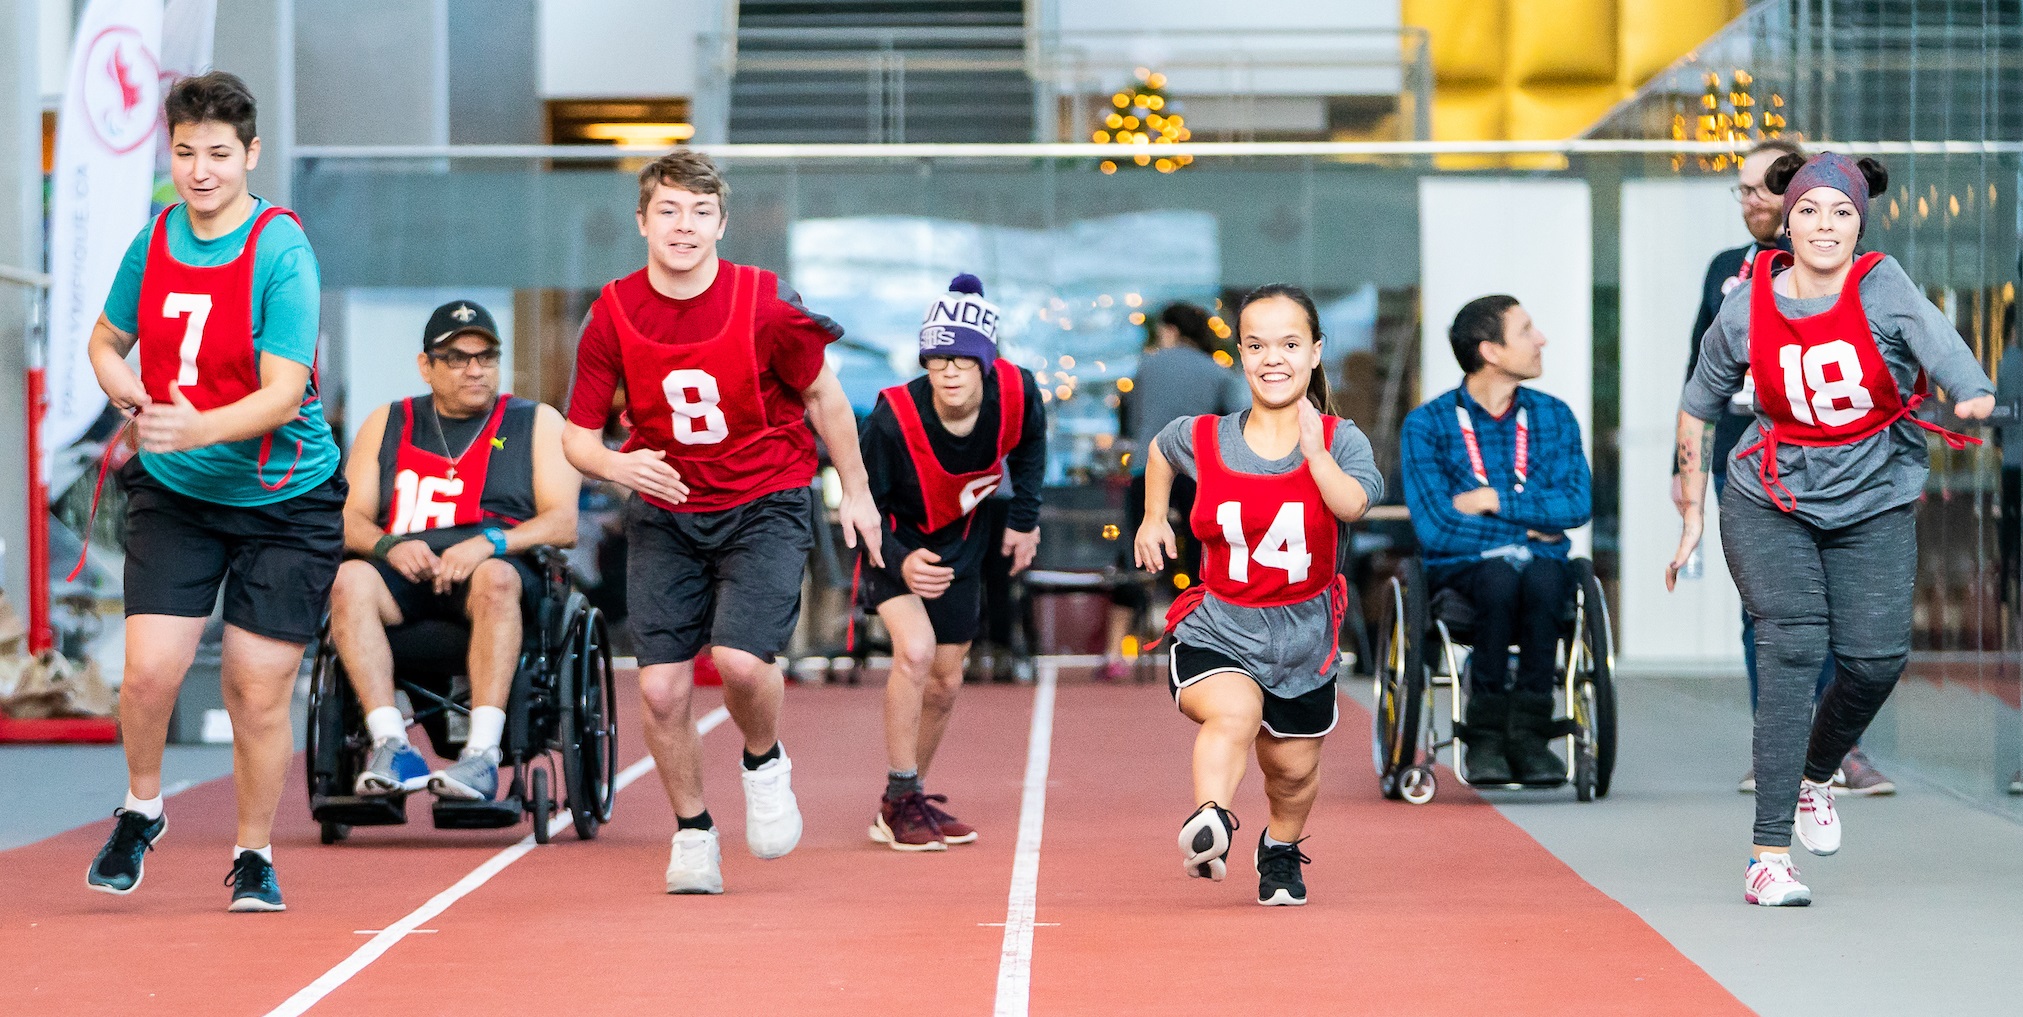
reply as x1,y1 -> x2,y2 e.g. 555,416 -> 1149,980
1417,178 -> 1594,556
1618,179 -> 1752,668
43,0 -> 165,476
156,0 -> 217,174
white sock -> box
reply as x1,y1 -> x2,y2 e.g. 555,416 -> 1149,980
233,843 -> 274,863
466,706 -> 506,755
1262,833 -> 1291,849
365,706 -> 407,745
124,791 -> 163,820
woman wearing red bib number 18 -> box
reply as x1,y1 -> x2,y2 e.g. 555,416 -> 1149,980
1670,152 -> 1994,907
1135,285 -> 1382,906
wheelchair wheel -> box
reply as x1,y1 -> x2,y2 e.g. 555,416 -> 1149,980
531,766 -> 554,845
320,821 -> 350,845
1571,559 -> 1619,801
305,633 -> 364,815
1372,559 -> 1429,801
560,605 -> 619,841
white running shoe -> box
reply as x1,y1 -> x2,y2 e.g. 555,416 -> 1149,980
665,828 -> 724,895
1745,852 -> 1811,906
1795,779 -> 1841,856
741,755 -> 803,859
1177,802 -> 1238,881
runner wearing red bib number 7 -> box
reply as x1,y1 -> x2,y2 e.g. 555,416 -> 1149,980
1671,152 -> 1994,908
1136,285 -> 1382,907
856,275 -> 1047,851
561,150 -> 885,896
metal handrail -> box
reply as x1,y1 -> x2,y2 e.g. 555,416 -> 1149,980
0,265 -> 50,289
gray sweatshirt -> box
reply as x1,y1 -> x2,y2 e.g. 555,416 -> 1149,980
1153,411 -> 1384,697
1681,254 -> 1993,530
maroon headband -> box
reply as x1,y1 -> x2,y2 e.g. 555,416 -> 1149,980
1782,152 -> 1870,227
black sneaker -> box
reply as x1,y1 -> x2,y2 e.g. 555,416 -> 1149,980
86,808 -> 166,895
1177,802 -> 1238,881
225,851 -> 286,912
1255,833 -> 1310,906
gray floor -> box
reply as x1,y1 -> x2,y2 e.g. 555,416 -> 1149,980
0,742 -> 237,850
1471,675 -> 2023,1017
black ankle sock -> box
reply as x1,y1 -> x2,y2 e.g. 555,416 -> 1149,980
884,769 -> 922,800
676,810 -> 714,832
742,742 -> 782,771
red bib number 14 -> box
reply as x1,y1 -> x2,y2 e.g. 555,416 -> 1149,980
1216,501 -> 1311,583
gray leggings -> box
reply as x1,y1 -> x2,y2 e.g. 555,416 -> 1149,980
1719,496 -> 1915,848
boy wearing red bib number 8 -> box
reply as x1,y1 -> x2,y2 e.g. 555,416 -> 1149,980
1136,285 -> 1381,906
1672,153 -> 1993,907
562,150 -> 884,895
82,73 -> 341,912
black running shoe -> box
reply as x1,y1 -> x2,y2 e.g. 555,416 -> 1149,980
1178,802 -> 1238,881
225,851 -> 286,913
86,808 -> 166,895
1255,833 -> 1310,906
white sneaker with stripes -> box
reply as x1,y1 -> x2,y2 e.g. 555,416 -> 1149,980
1745,852 -> 1811,907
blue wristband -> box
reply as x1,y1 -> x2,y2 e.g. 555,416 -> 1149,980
483,527 -> 509,557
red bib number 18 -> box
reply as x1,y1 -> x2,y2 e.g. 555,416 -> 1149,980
1215,501 -> 1311,584
661,368 -> 729,445
1777,340 -> 1873,427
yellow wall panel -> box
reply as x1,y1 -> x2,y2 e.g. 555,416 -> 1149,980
1620,0 -> 1733,84
1432,86 -> 1507,142
1508,0 -> 1618,84
1405,0 -> 1506,84
1507,82 -> 1624,139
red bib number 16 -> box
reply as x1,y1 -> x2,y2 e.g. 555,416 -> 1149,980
661,368 -> 729,445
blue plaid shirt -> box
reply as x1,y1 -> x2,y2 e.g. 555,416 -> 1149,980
1401,385 -> 1592,571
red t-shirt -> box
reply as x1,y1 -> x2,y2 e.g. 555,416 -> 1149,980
566,261 -> 841,511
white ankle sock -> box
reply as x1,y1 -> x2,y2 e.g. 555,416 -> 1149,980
1262,833 -> 1291,849
124,791 -> 163,820
233,844 -> 273,863
466,706 -> 506,755
364,706 -> 407,745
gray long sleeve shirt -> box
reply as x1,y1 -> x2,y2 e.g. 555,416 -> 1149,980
1681,254 -> 1993,529
1154,411 -> 1384,696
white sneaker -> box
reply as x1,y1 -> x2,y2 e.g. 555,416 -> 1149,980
665,827 -> 724,895
741,754 -> 803,859
1795,779 -> 1841,856
1744,852 -> 1811,907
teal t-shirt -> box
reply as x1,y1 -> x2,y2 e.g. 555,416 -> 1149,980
104,198 -> 339,506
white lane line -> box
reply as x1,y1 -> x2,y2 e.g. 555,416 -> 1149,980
263,705 -> 730,1017
992,659 -> 1059,1017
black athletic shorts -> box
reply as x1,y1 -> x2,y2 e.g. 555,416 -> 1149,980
857,561 -> 983,646
370,554 -> 542,625
120,457 -> 346,645
1167,640 -> 1339,738
625,487 -> 815,667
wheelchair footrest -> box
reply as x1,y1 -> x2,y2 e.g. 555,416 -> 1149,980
1545,718 -> 1583,738
312,794 -> 409,827
432,798 -> 524,829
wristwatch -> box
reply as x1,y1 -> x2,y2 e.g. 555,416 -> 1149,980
483,527 -> 509,557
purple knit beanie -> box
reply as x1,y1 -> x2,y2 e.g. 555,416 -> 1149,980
1782,152 -> 1870,231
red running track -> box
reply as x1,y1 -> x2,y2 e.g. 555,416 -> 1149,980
0,670 -> 1754,1016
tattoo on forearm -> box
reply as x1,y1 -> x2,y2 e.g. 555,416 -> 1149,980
1698,428 -> 1715,473
1676,438 -> 1692,474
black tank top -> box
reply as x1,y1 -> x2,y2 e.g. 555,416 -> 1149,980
376,395 -> 540,552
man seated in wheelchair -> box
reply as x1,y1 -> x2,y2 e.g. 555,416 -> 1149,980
1401,295 -> 1592,786
329,300 -> 581,801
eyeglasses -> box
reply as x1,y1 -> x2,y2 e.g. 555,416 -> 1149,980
1730,183 -> 1774,204
923,355 -> 981,372
430,349 -> 502,369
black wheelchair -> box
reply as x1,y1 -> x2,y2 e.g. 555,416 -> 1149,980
305,549 -> 619,845
1371,556 -> 1617,804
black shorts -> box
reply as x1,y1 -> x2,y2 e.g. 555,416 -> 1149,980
371,555 -> 543,625
857,562 -> 983,646
625,487 -> 815,666
120,457 -> 346,645
1167,640 -> 1338,738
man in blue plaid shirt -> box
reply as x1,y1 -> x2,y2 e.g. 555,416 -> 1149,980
1402,295 -> 1592,787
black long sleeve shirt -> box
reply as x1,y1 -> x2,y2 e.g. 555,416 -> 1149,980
860,367 -> 1047,580
1686,240 -> 1783,476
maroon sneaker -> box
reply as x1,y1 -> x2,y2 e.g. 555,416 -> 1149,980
1096,659 -> 1129,682
869,792 -> 947,852
1834,748 -> 1896,796
921,794 -> 977,845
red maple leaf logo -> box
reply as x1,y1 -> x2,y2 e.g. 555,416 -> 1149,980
108,44 -> 141,112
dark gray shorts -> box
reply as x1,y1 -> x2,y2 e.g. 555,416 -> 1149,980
624,487 -> 815,667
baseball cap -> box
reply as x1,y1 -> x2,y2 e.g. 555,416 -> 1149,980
918,274 -> 999,369
423,300 -> 501,352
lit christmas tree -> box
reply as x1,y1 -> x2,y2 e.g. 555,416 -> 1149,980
1093,67 -> 1192,175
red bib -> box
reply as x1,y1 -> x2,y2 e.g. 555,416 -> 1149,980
383,396 -> 516,535
604,262 -> 789,464
1741,250 -> 1978,511
880,362 -> 1024,532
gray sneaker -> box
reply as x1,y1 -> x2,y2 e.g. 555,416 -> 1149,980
1737,769 -> 1756,794
429,747 -> 501,801
356,738 -> 432,796
1834,748 -> 1896,796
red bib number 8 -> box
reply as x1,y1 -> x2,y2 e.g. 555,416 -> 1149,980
1778,339 -> 1873,427
661,368 -> 729,445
